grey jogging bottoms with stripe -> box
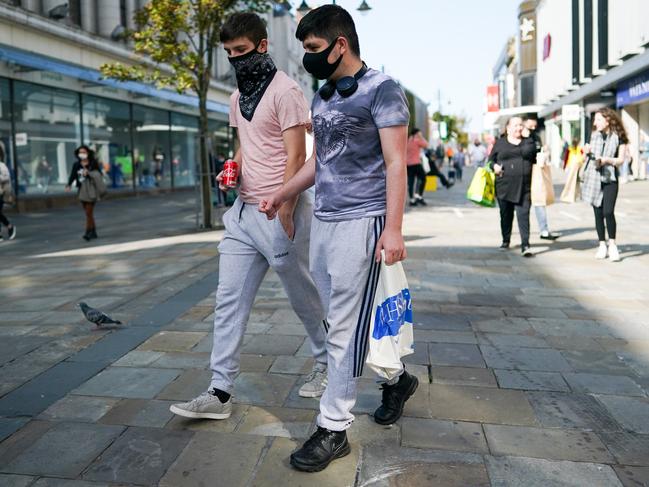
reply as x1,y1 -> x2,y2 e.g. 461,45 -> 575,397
310,215 -> 389,431
209,195 -> 328,393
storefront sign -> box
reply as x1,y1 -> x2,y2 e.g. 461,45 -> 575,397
617,69 -> 649,107
487,85 -> 499,113
15,133 -> 28,146
543,34 -> 552,61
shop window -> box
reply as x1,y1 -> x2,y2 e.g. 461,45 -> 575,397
0,78 -> 14,188
13,81 -> 81,195
170,113 -> 199,187
82,95 -> 132,189
132,105 -> 171,189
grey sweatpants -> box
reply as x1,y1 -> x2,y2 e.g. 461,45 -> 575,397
310,214 -> 402,431
209,195 -> 327,393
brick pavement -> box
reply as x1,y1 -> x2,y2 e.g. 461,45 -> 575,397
0,173 -> 648,486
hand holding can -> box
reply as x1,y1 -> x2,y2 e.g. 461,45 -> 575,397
222,159 -> 239,189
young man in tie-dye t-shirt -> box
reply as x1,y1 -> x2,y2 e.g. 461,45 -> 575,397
259,4 -> 417,473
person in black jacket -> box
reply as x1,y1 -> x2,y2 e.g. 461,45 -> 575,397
65,145 -> 102,241
490,116 -> 537,256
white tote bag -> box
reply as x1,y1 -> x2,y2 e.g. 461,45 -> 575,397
365,253 -> 414,380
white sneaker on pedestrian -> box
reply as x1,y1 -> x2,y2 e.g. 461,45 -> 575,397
595,243 -> 608,260
608,243 -> 621,262
169,391 -> 232,419
299,365 -> 328,398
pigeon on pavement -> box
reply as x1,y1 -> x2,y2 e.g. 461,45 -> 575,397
79,302 -> 122,327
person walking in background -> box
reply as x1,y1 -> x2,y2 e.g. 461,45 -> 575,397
452,146 -> 466,181
65,145 -> 104,241
424,149 -> 453,189
523,115 -> 559,241
491,116 -> 537,257
406,128 -> 429,206
0,143 -> 16,241
469,139 -> 487,167
582,107 -> 628,262
35,156 -> 52,193
169,13 -> 329,425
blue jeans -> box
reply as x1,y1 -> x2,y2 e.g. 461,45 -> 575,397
534,206 -> 549,234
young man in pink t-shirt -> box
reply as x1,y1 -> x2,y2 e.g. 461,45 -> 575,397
170,13 -> 328,421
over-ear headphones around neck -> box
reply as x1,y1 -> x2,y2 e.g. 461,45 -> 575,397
319,63 -> 369,101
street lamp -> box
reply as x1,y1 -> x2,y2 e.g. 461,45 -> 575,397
296,1 -> 372,15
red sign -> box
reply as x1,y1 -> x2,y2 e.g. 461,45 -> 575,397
487,85 -> 499,112
543,34 -> 552,61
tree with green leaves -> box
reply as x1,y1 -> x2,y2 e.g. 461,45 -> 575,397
432,111 -> 469,147
101,0 -> 270,228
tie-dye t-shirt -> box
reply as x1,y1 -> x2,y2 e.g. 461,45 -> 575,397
311,69 -> 410,222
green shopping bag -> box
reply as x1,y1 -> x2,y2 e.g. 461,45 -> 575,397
466,166 -> 496,207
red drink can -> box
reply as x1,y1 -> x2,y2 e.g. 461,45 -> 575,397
222,159 -> 238,188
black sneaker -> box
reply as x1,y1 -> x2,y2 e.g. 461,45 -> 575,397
522,245 -> 533,257
88,229 -> 98,240
290,426 -> 350,472
82,231 -> 91,241
7,226 -> 16,240
416,197 -> 427,206
374,370 -> 419,425
499,241 -> 510,250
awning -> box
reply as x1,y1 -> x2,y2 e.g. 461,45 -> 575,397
0,44 -> 229,115
488,105 -> 545,127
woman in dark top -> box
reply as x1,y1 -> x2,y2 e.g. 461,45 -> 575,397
490,116 -> 537,256
65,145 -> 103,241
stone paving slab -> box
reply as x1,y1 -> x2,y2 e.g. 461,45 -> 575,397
428,342 -> 486,368
0,474 -> 36,487
598,431 -> 649,466
0,418 -> 29,443
526,391 -> 622,431
98,399 -> 176,428
432,366 -> 498,388
495,370 -> 570,392
2,422 -> 124,478
38,396 -> 120,423
595,395 -> 649,434
480,345 -> 572,372
401,417 -> 488,453
485,455 -> 623,487
563,372 -> 646,396
233,372 -> 297,407
159,431 -> 266,487
613,465 -> 649,487
357,446 -> 487,487
428,384 -> 538,425
484,424 -> 613,463
73,367 -> 181,399
235,406 -> 316,439
83,426 -> 192,485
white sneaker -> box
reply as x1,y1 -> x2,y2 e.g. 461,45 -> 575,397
170,391 -> 232,419
608,243 -> 621,262
298,365 -> 328,398
595,244 -> 608,260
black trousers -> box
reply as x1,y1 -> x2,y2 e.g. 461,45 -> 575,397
407,164 -> 426,199
453,162 -> 463,181
427,161 -> 451,187
593,182 -> 618,241
0,200 -> 9,227
498,192 -> 531,247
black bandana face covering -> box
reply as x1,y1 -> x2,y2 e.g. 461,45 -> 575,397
229,48 -> 277,121
303,39 -> 343,80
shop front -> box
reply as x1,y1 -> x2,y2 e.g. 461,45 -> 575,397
617,68 -> 649,180
0,44 -> 233,209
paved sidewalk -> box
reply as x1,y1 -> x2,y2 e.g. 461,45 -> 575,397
1,173 -> 648,486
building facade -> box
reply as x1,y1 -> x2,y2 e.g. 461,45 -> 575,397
536,0 -> 649,177
0,1 -> 313,209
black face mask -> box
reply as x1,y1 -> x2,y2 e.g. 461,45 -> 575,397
228,47 -> 277,121
303,39 -> 343,80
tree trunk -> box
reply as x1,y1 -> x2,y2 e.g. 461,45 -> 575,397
198,89 -> 212,229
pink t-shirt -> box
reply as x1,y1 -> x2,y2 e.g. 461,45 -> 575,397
406,134 -> 428,166
230,71 -> 309,204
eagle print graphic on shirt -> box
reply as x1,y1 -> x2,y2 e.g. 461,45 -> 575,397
312,111 -> 363,165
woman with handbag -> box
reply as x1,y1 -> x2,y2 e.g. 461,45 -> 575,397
490,116 -> 537,257
0,143 -> 16,241
65,145 -> 106,241
582,108 -> 628,262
